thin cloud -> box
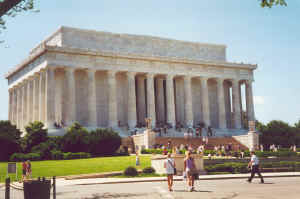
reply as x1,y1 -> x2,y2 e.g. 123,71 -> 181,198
254,96 -> 265,105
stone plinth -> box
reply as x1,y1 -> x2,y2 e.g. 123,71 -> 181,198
151,154 -> 205,175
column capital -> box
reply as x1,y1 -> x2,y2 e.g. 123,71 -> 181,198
199,76 -> 209,81
127,71 -> 136,78
245,79 -> 254,85
146,72 -> 155,78
107,70 -> 116,78
65,67 -> 76,73
166,74 -> 174,80
183,75 -> 192,81
217,77 -> 225,84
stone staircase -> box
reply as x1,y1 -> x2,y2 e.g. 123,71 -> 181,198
155,137 -> 248,150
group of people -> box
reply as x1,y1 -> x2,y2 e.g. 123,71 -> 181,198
21,160 -> 32,182
164,151 -> 197,192
164,150 -> 265,192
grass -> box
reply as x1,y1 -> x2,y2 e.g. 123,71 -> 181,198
0,155 -> 151,183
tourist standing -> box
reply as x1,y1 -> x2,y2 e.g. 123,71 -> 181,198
184,151 -> 196,192
26,160 -> 32,179
164,153 -> 176,191
21,161 -> 27,182
135,152 -> 140,166
247,151 -> 264,183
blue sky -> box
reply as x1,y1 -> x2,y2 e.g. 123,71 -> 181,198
0,0 -> 299,125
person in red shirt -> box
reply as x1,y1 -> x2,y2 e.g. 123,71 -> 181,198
21,161 -> 27,182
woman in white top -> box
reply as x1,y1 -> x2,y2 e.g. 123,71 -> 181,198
164,153 -> 176,191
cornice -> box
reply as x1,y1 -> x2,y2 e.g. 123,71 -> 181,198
5,45 -> 257,79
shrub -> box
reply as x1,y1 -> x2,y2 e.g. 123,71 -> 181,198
24,121 -> 48,152
63,152 -> 91,160
62,122 -> 89,153
123,166 -> 138,176
10,153 -> 41,162
0,120 -> 22,161
142,167 -> 155,174
88,128 -> 121,156
50,150 -> 64,160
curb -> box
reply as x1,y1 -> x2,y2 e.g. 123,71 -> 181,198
9,173 -> 300,190
76,174 -> 300,185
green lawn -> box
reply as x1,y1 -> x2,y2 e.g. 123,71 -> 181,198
0,155 -> 151,183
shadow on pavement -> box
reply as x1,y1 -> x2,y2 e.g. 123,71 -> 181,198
174,189 -> 213,193
83,192 -> 149,198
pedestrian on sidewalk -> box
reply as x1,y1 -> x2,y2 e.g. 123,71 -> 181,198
164,153 -> 176,192
26,160 -> 32,180
21,160 -> 27,182
247,151 -> 264,183
184,151 -> 196,192
135,152 -> 140,166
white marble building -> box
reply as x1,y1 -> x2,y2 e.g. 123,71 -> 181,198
5,26 -> 256,136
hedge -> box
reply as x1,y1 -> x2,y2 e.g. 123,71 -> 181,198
10,151 -> 91,161
10,153 -> 41,162
205,161 -> 300,173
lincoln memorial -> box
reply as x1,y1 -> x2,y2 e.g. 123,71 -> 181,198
5,26 -> 257,137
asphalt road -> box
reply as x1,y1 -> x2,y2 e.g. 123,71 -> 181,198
1,177 -> 300,199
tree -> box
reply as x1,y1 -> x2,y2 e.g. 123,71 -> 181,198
24,121 -> 48,152
0,0 -> 37,42
260,0 -> 287,8
62,122 -> 89,153
259,120 -> 295,148
0,120 -> 22,161
89,128 -> 121,156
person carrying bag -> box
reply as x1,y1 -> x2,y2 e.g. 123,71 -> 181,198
164,153 -> 176,191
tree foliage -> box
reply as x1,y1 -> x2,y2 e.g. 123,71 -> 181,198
260,0 -> 287,8
0,120 -> 22,161
62,122 -> 90,153
89,128 -> 121,156
24,121 -> 48,152
258,120 -> 300,148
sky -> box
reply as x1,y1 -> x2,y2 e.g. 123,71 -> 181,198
0,0 -> 299,125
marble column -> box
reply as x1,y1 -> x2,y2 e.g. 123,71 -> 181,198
232,79 -> 242,129
107,71 -> 118,127
11,88 -> 17,125
166,74 -> 176,127
127,72 -> 137,128
246,80 -> 255,122
184,75 -> 193,127
32,75 -> 39,122
27,78 -> 33,124
45,67 -> 56,129
17,86 -> 22,129
200,77 -> 210,127
22,82 -> 27,129
65,67 -> 76,126
217,78 -> 226,129
39,70 -> 46,122
87,69 -> 97,127
146,73 -> 156,127
8,89 -> 12,122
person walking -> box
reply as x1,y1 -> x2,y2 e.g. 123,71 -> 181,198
26,160 -> 32,179
184,151 -> 196,192
21,160 -> 27,182
247,151 -> 264,183
164,153 -> 176,191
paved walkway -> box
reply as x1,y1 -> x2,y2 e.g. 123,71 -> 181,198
7,172 -> 300,190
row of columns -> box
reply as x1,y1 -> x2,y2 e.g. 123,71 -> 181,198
8,66 -> 255,131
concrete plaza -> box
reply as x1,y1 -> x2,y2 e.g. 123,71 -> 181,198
1,176 -> 300,199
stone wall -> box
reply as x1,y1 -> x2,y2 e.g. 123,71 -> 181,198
151,154 -> 205,175
59,26 -> 226,62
